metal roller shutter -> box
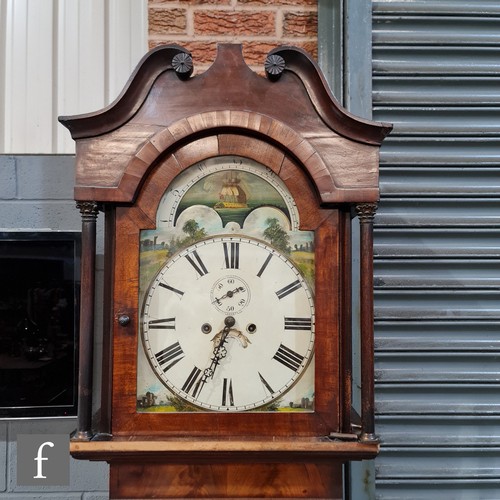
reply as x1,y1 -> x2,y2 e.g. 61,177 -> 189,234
372,1 -> 500,497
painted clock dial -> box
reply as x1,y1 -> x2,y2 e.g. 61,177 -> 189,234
156,155 -> 300,231
141,236 -> 314,411
137,155 -> 316,413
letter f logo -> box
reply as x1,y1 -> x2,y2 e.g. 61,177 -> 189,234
33,441 -> 54,479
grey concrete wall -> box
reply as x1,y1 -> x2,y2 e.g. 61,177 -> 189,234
0,155 -> 109,499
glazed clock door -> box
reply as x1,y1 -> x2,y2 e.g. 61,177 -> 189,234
110,140 -> 341,439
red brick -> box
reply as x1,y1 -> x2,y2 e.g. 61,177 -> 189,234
194,10 -> 276,36
238,0 -> 316,5
242,42 -> 280,66
151,0 -> 230,3
181,41 -> 219,65
149,8 -> 187,35
283,11 -> 317,37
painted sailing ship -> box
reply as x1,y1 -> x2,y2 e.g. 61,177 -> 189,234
214,172 -> 248,209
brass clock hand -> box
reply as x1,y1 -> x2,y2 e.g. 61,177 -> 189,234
211,327 -> 252,348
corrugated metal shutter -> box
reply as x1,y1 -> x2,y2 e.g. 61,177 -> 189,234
372,1 -> 500,497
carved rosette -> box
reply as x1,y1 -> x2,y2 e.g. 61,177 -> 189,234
172,52 -> 193,80
355,203 -> 377,224
265,53 -> 286,81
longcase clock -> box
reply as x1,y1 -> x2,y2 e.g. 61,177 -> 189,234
60,44 -> 391,499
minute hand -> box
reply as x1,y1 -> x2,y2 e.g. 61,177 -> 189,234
192,316 -> 235,398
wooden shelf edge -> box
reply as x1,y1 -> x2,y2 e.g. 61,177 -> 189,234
70,437 -> 379,463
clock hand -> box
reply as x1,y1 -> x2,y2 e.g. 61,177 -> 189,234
211,327 -> 252,348
212,287 -> 245,305
192,316 -> 235,398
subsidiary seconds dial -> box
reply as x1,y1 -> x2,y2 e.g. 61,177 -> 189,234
211,275 -> 250,314
141,236 -> 315,411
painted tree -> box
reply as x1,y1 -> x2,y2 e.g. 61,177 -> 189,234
263,217 -> 290,254
181,219 -> 207,245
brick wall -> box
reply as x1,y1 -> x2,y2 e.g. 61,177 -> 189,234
148,0 -> 318,72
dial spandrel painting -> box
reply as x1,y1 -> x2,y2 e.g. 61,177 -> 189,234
137,156 -> 315,413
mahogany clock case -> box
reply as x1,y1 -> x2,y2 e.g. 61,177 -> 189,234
59,45 -> 391,498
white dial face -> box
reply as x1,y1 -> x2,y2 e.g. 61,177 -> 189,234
141,236 -> 314,412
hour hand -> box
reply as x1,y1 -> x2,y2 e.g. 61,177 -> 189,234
211,329 -> 251,348
210,316 -> 235,357
193,317 -> 236,397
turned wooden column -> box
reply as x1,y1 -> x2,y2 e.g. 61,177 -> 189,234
74,201 -> 99,441
356,202 -> 378,442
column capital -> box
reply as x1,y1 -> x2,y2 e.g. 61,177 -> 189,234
355,202 -> 378,223
76,201 -> 99,221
